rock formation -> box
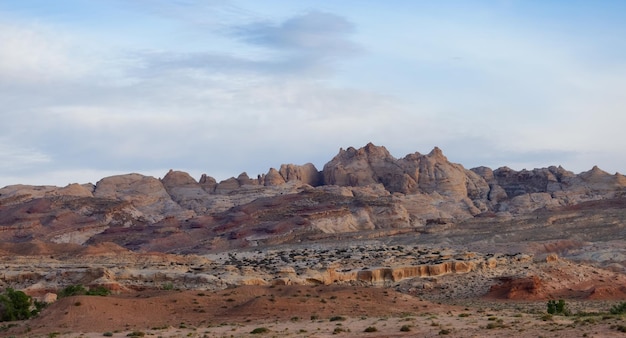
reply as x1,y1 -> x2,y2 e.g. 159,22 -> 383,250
0,143 -> 625,253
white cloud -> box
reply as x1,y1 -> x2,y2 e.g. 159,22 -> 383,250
0,21 -> 95,84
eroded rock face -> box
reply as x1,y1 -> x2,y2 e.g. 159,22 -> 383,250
2,143 -> 626,253
161,170 -> 213,214
94,174 -> 191,223
322,144 -> 491,201
279,163 -> 322,186
263,168 -> 286,186
323,143 -> 410,192
355,261 -> 477,284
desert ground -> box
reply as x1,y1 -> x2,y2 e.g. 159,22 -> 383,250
1,284 -> 626,338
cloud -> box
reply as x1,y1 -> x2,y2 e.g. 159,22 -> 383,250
125,10 -> 363,79
232,11 -> 361,74
236,11 -> 356,51
0,143 -> 51,171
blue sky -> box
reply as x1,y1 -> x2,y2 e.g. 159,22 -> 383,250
1,0 -> 625,187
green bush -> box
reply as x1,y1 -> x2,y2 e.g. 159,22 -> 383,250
547,299 -> 570,315
59,285 -> 87,298
329,316 -> 346,322
400,324 -> 411,332
610,302 -> 626,315
364,326 -> 378,332
86,286 -> 111,297
0,288 -> 35,321
250,327 -> 269,334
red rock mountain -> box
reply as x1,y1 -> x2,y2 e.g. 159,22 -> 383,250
1,143 -> 625,253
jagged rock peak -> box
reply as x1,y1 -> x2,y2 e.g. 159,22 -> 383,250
198,174 -> 217,192
427,146 -> 446,159
337,142 -> 394,161
199,174 -> 216,185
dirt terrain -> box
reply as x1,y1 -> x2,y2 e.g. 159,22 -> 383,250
2,285 -> 626,338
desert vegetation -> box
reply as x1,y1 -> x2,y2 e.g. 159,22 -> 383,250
0,288 -> 43,322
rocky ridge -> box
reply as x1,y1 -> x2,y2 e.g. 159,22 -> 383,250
1,143 -> 624,254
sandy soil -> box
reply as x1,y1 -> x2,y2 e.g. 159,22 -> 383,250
2,285 -> 626,338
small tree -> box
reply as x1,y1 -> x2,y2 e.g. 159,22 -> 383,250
547,299 -> 569,315
0,288 -> 34,321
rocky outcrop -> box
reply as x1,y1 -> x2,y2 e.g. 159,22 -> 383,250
0,184 -> 94,206
323,143 -> 403,189
263,168 -> 286,186
260,163 -> 322,187
354,261 -> 477,284
279,163 -> 322,186
2,143 -> 626,253
487,275 -> 544,300
161,170 -> 213,214
322,144 -> 489,200
94,173 -> 191,223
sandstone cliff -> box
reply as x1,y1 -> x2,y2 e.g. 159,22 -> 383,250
1,143 -> 625,253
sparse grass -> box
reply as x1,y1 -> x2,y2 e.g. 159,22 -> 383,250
329,316 -> 346,322
102,332 -> 113,337
126,331 -> 145,337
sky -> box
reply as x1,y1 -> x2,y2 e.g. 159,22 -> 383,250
1,0 -> 626,187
